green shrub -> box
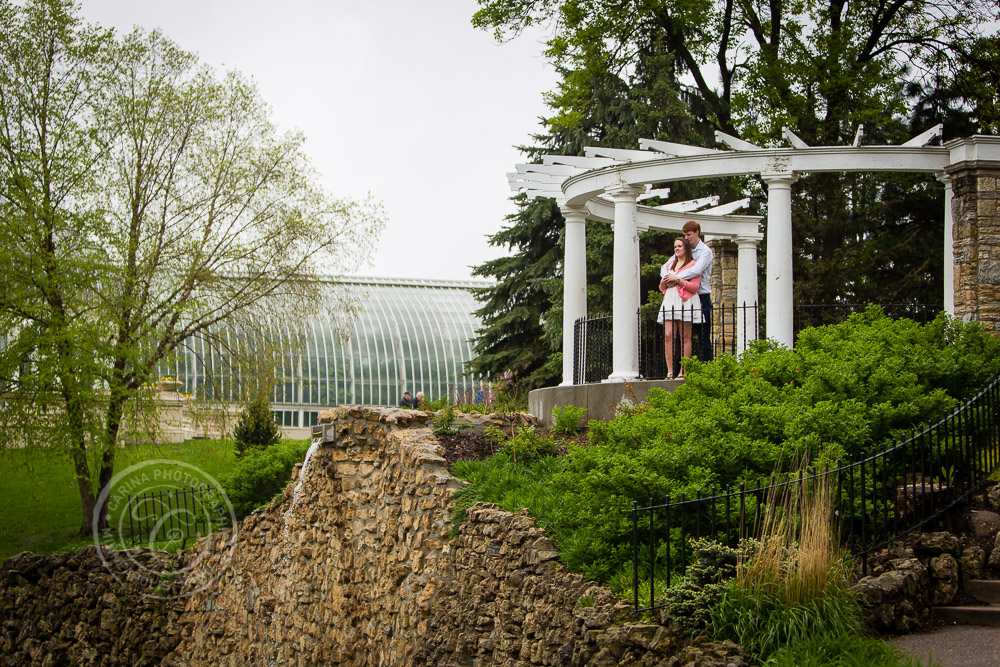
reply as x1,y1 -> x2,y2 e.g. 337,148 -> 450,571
220,439 -> 311,519
422,395 -> 450,411
432,404 -> 471,435
660,539 -> 740,632
233,395 -> 281,456
500,425 -> 556,464
766,633 -> 930,667
450,310 -> 1000,592
547,309 -> 1000,582
552,404 -> 587,435
450,452 -> 564,535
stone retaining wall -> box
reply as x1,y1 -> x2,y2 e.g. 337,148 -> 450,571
159,406 -> 744,665
0,547 -> 187,665
856,485 -> 1000,632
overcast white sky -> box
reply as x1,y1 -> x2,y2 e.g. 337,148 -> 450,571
76,0 -> 558,283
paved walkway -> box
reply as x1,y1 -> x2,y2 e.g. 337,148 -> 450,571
887,624 -> 1000,666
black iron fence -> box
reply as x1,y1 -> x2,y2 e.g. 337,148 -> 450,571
631,370 -> 1000,612
574,302 -> 937,384
795,302 -> 940,329
126,486 -> 222,548
575,302 -> 761,384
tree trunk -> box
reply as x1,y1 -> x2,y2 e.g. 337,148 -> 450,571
72,445 -> 100,536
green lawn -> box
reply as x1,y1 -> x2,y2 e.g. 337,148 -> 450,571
0,439 -> 238,561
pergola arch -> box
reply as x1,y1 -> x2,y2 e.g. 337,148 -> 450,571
510,130 -> 1000,385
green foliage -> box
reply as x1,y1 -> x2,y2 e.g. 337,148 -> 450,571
452,311 -> 1000,590
0,0 -> 384,533
465,196 -> 566,392
513,5 -> 994,477
552,404 -> 587,435
660,539 -> 740,632
457,379 -> 528,413
706,584 -> 866,664
468,0 -> 1000,371
425,379 -> 529,414
432,405 -> 463,435
450,450 -> 565,536
220,440 -> 312,520
499,425 -> 557,465
766,633 -> 932,667
233,396 -> 281,456
422,395 -> 451,411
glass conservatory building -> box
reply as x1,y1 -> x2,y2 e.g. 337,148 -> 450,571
161,277 -> 488,428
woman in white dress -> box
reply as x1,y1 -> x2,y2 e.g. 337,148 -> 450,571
657,237 -> 702,379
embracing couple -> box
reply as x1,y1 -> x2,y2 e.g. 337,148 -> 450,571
656,220 -> 714,379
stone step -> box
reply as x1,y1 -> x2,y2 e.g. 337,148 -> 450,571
934,605 -> 1000,627
964,580 -> 1000,605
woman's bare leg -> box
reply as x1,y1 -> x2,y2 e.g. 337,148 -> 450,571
664,322 -> 674,378
680,321 -> 693,376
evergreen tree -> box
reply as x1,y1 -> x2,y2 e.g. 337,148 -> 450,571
468,196 -> 564,390
467,54 -> 723,388
234,395 -> 282,456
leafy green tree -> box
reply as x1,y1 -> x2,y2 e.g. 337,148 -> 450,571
0,0 -> 384,533
475,0 -> 990,144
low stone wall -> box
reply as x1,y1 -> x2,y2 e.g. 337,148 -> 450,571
416,504 -> 745,666
0,547 -> 186,665
163,406 -> 745,665
856,486 -> 1000,632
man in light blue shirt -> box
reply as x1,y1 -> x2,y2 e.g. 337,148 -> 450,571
671,220 -> 714,361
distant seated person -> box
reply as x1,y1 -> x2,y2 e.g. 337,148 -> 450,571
415,391 -> 425,406
399,391 -> 418,409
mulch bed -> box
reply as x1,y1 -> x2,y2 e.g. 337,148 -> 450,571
435,427 -> 589,471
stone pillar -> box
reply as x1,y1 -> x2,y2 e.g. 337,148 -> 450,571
947,142 -> 1000,333
937,172 -> 955,316
762,171 -> 798,348
561,205 -> 588,386
736,235 -> 762,350
605,183 -> 644,382
706,238 -> 737,355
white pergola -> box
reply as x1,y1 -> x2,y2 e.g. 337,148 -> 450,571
509,130 -> 1000,386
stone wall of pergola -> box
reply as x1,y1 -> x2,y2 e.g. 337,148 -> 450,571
509,132 -> 1000,386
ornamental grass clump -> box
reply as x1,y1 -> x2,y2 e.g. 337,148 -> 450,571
738,471 -> 847,605
705,472 -> 867,663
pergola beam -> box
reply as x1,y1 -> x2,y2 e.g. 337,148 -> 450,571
655,195 -> 720,212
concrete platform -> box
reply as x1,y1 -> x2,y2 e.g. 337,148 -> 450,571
528,379 -> 683,426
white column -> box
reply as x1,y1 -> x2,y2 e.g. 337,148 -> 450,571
561,205 -> 588,386
605,183 -> 644,382
762,171 -> 798,348
736,235 -> 762,351
937,173 -> 955,316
